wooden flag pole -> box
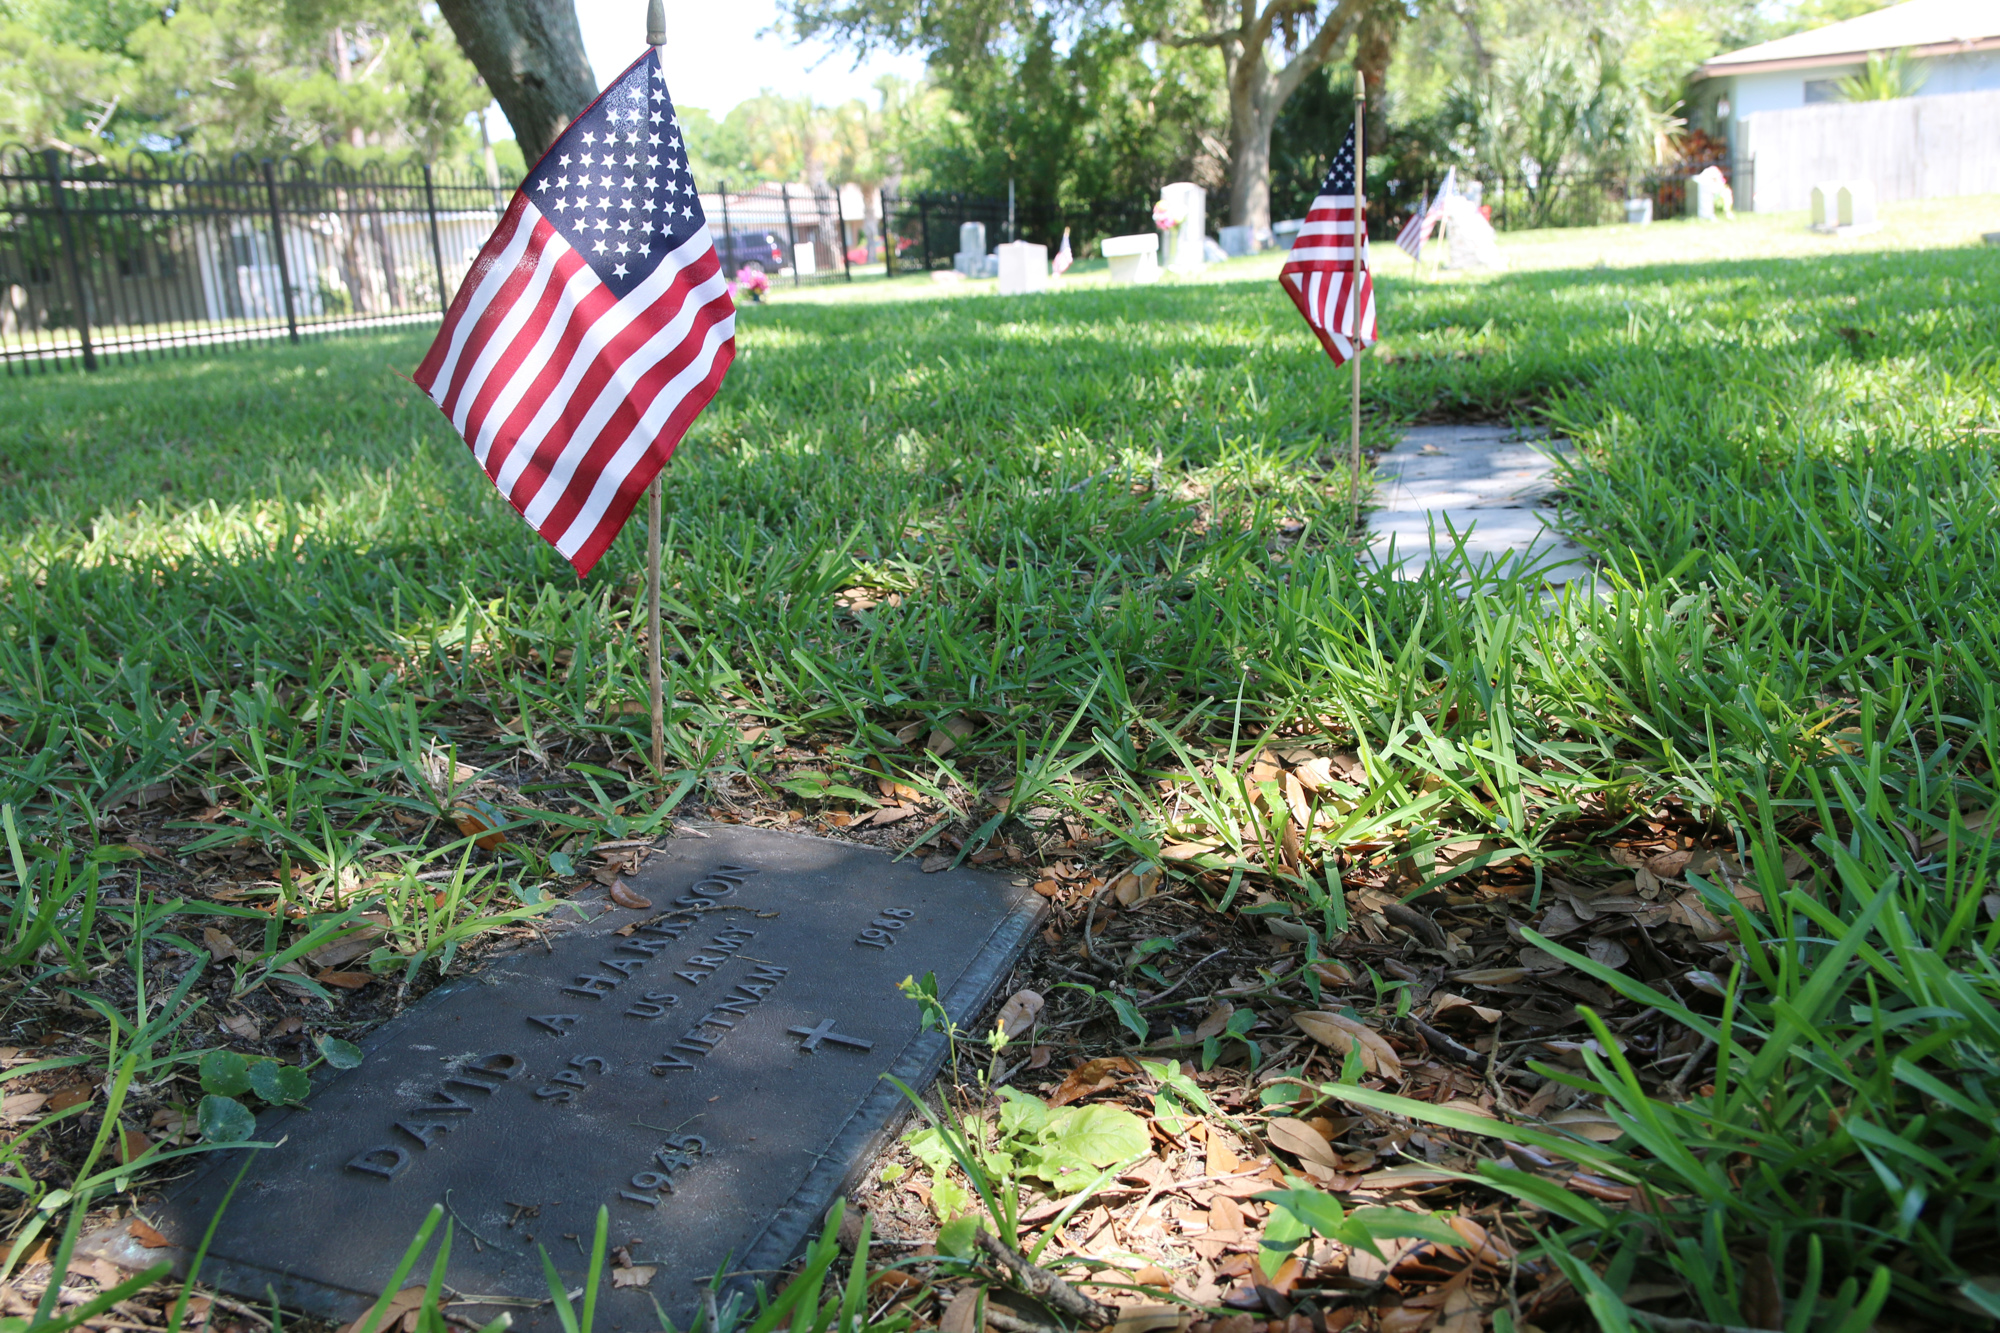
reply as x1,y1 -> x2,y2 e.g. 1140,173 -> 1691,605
647,0 -> 667,778
1350,71 -> 1366,532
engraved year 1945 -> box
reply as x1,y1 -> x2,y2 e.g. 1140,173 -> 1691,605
855,907 -> 914,949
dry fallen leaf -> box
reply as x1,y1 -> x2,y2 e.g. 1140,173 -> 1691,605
1264,1116 -> 1340,1170
610,1266 -> 656,1289
117,1127 -> 152,1165
1205,1196 -> 1246,1242
1111,863 -> 1163,906
220,1013 -> 260,1041
338,1288 -> 425,1333
1026,1044 -> 1052,1070
1194,1002 -> 1236,1041
315,970 -> 374,990
46,1080 -> 95,1113
869,804 -> 919,827
202,928 -> 239,962
451,804 -> 506,851
1429,993 -> 1502,1026
1159,841 -> 1221,862
1292,1011 -> 1403,1078
1109,1306 -> 1186,1333
608,880 -> 653,910
1047,1056 -> 1136,1107
130,1219 -> 171,1249
2,1092 -> 49,1120
993,989 -> 1045,1040
1584,937 -> 1630,970
1031,878 -> 1061,898
1543,1106 -> 1625,1142
938,1289 -> 981,1333
1311,959 -> 1356,987
307,928 -> 383,970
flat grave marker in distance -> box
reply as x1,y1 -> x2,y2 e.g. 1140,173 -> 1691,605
90,825 -> 1042,1331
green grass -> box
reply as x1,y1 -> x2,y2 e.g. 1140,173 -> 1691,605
3,230 -> 2000,1326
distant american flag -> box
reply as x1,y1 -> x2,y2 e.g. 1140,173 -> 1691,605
414,48 -> 735,577
1395,166 -> 1454,261
1279,127 -> 1375,367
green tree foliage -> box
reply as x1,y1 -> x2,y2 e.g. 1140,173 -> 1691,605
1837,47 -> 1926,101
0,0 -> 486,162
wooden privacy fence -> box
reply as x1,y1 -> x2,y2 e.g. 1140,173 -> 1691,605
1737,88 -> 2000,213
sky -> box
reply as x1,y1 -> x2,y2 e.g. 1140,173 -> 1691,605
574,0 -> 928,117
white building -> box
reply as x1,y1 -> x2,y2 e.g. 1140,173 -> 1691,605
1690,0 -> 2000,139
1688,0 -> 2000,212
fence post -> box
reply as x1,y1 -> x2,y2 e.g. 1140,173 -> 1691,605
43,149 -> 96,372
918,197 -> 930,271
421,162 -> 450,313
1007,178 -> 1015,243
884,193 -> 897,277
838,189 -> 853,283
779,182 -> 800,288
260,159 -> 301,343
718,180 -> 733,277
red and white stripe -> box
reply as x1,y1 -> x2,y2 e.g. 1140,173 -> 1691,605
413,197 -> 736,577
1279,193 -> 1375,367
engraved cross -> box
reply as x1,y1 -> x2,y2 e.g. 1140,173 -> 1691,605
789,1019 -> 873,1053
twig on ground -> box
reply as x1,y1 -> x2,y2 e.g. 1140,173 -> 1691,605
1403,1014 -> 1483,1067
974,1228 -> 1114,1328
1663,1036 -> 1717,1102
1139,948 -> 1230,1009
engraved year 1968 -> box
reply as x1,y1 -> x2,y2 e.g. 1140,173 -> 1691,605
855,907 -> 915,949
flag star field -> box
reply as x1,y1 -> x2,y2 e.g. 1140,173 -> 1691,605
529,53 -> 706,300
414,47 -> 736,578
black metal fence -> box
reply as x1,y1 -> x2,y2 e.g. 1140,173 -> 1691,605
1476,158 -> 1751,232
0,148 -> 515,374
879,191 -> 1159,275
0,151 -> 881,374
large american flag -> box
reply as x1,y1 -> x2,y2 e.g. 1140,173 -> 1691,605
414,48 -> 735,577
1279,127 -> 1375,367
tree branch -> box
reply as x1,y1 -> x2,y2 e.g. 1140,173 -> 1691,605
1271,0 -> 1364,106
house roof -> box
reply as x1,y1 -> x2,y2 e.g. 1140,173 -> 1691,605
1698,0 -> 2000,77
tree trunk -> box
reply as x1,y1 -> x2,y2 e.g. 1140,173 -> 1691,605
436,0 -> 597,166
1226,96 -> 1277,234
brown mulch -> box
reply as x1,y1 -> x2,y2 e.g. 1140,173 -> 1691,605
0,724 -> 1780,1332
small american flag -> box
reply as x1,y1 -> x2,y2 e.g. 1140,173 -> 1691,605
414,48 -> 735,577
1279,126 -> 1375,367
1395,166 -> 1454,261
1052,227 -> 1073,276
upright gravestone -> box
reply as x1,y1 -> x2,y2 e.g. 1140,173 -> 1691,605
1159,182 -> 1206,274
1440,195 -> 1504,271
1810,181 -> 1840,231
84,826 -> 1041,1331
954,222 -> 988,277
1100,233 -> 1161,285
1837,180 -> 1879,233
997,241 -> 1049,296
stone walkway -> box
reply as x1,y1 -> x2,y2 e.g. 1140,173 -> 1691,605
1362,424 -> 1593,588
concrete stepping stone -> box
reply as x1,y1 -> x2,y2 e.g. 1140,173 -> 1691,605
1363,424 -> 1593,587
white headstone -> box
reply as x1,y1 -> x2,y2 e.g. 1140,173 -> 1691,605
1810,182 -> 1839,230
1691,166 -> 1732,222
954,221 -> 989,277
1624,198 -> 1653,225
1837,180 -> 1877,230
1439,195 -> 1504,270
1100,233 -> 1161,285
996,241 -> 1048,296
1272,219 -> 1305,248
1219,224 -> 1256,258
1159,182 -> 1206,273
793,242 -> 817,277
